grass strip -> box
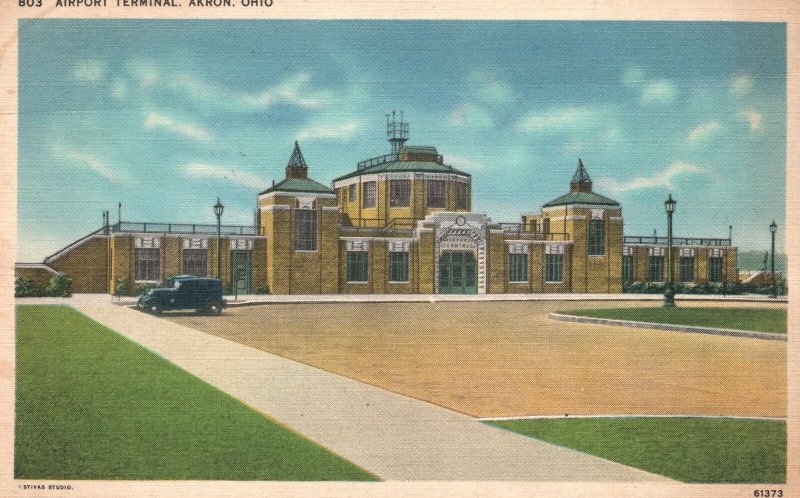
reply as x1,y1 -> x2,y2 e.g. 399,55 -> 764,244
15,305 -> 377,481
487,417 -> 785,483
564,307 -> 786,334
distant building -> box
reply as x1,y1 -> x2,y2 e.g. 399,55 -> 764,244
16,118 -> 737,294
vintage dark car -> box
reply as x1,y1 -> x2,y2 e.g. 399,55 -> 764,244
137,276 -> 224,315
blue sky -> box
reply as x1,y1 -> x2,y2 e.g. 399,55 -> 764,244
17,20 -> 786,261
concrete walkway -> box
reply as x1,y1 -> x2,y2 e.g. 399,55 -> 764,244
56,296 -> 671,481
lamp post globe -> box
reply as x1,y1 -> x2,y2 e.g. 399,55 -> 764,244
214,198 -> 224,279
663,194 -> 677,307
769,220 -> 777,298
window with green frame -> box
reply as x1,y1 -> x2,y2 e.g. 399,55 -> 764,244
622,255 -> 634,282
680,256 -> 694,282
545,253 -> 563,283
347,251 -> 368,282
708,256 -> 724,283
588,219 -> 605,256
388,252 -> 409,282
648,255 -> 664,282
508,253 -> 528,282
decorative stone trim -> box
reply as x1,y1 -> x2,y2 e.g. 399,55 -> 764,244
183,238 -> 209,249
135,236 -> 161,249
230,238 -> 254,250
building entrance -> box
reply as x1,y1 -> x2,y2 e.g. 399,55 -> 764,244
438,251 -> 477,294
230,250 -> 252,294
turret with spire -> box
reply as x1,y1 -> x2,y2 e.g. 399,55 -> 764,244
570,159 -> 592,193
285,141 -> 308,179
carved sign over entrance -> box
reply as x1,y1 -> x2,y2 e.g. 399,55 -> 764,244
427,212 -> 489,294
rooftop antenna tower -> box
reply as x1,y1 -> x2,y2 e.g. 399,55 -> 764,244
386,110 -> 409,154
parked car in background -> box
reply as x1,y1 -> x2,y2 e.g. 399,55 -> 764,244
137,276 -> 224,315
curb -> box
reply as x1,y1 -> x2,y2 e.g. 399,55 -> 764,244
548,313 -> 787,342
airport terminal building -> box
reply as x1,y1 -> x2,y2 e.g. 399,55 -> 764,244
16,121 -> 737,295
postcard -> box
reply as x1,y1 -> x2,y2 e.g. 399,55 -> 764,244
1,2 -> 797,497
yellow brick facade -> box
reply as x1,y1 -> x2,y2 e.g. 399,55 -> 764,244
18,144 -> 739,296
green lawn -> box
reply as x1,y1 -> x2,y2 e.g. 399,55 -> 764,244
565,307 -> 786,334
15,305 -> 377,481
487,417 -> 785,483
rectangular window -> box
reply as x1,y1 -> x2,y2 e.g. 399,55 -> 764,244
426,180 -> 446,208
362,181 -> 376,208
182,249 -> 207,277
457,182 -> 468,210
680,256 -> 695,282
389,180 -> 411,207
508,253 -> 528,283
135,248 -> 160,282
648,255 -> 664,282
708,256 -> 724,283
622,255 -> 634,282
347,251 -> 369,282
588,219 -> 605,256
348,184 -> 356,203
294,209 -> 318,251
545,254 -> 563,283
388,252 -> 409,282
542,218 -> 550,234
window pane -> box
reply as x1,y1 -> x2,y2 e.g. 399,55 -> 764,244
389,251 -> 409,282
457,182 -> 468,210
426,180 -> 445,208
347,251 -> 368,282
389,180 -> 410,207
348,184 -> 356,203
546,254 -> 563,282
680,257 -> 694,282
622,255 -> 634,282
182,249 -> 207,277
294,209 -> 317,251
509,253 -> 528,282
135,248 -> 160,282
363,182 -> 376,208
588,219 -> 605,256
708,257 -> 723,282
649,256 -> 664,282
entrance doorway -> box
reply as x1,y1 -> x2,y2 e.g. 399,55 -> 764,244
230,250 -> 252,294
438,251 -> 477,294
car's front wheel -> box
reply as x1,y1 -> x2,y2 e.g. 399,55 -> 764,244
204,300 -> 223,316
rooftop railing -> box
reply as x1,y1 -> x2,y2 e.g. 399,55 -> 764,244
498,223 -> 570,241
356,152 -> 445,170
623,235 -> 731,246
109,222 -> 262,236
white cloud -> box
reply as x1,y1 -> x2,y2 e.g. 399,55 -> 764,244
245,72 -> 324,110
449,103 -> 494,128
515,106 -> 606,134
111,78 -> 128,99
640,80 -> 677,105
595,161 -> 702,194
183,163 -> 266,190
445,154 -> 485,172
621,65 -> 646,87
730,74 -> 754,96
52,146 -> 122,183
296,120 -> 360,141
739,110 -> 762,131
687,121 -> 722,143
74,60 -> 106,83
468,70 -> 514,104
126,61 -> 326,112
145,113 -> 212,142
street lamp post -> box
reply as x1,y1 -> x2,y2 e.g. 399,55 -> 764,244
663,194 -> 677,307
769,220 -> 777,298
214,198 -> 224,279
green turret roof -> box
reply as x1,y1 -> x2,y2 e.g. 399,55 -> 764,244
333,160 -> 469,183
542,159 -> 619,207
542,191 -> 620,208
259,177 -> 333,196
